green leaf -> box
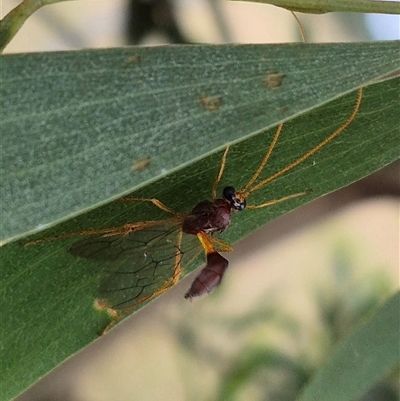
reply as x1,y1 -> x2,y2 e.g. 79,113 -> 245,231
297,291 -> 400,401
1,0 -> 399,52
0,0 -> 72,52
2,41 -> 399,243
0,42 -> 399,399
233,0 -> 400,14
217,348 -> 309,401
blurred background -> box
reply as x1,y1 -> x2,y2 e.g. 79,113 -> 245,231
3,1 -> 399,400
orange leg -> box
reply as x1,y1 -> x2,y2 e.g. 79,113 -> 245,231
210,236 -> 233,252
119,197 -> 180,217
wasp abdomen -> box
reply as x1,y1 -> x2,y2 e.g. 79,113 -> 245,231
184,252 -> 228,299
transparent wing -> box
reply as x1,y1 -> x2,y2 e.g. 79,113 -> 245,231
69,222 -> 204,311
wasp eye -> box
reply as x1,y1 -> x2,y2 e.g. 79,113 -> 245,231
223,186 -> 246,211
223,186 -> 236,202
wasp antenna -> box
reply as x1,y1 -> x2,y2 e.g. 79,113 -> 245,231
212,146 -> 230,199
241,124 -> 284,196
290,11 -> 307,43
245,88 -> 363,198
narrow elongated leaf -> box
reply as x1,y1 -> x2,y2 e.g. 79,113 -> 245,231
1,73 -> 399,400
0,0 -> 72,52
1,1 -> 399,52
297,291 -> 400,401
234,0 -> 400,14
1,41 -> 399,242
1,40 -> 399,399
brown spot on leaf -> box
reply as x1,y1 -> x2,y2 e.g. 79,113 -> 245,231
263,71 -> 286,89
94,299 -> 118,317
132,156 -> 151,172
127,55 -> 141,64
199,95 -> 223,112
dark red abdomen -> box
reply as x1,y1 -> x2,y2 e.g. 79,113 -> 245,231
181,198 -> 233,299
184,252 -> 228,299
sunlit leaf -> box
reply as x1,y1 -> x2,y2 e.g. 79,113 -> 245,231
298,292 -> 400,401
